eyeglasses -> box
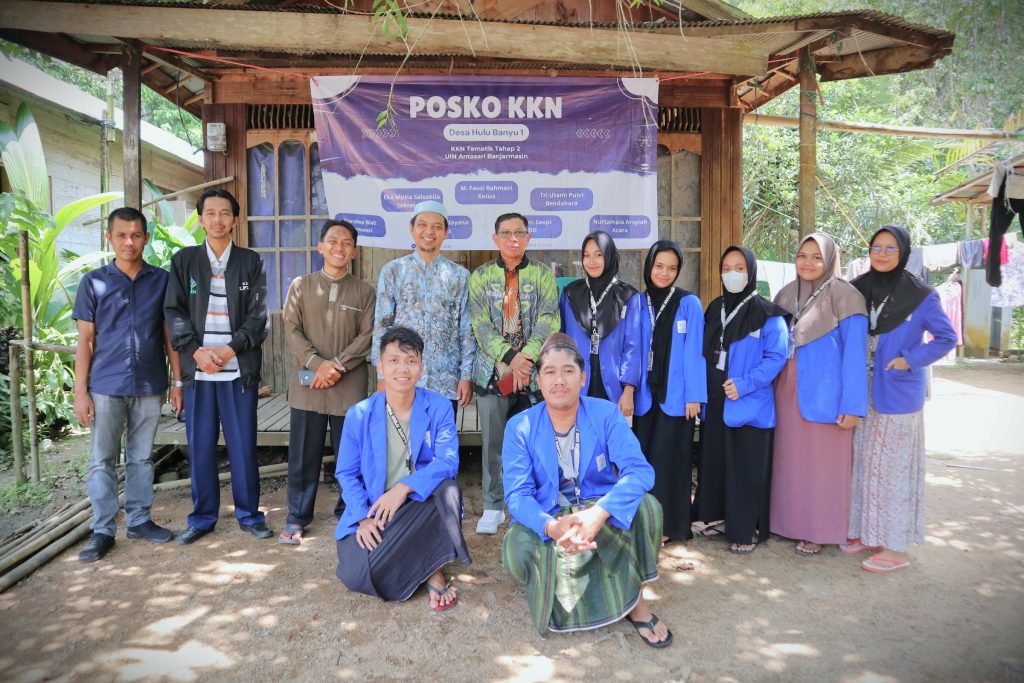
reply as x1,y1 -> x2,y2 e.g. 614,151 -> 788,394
869,245 -> 899,254
497,230 -> 530,241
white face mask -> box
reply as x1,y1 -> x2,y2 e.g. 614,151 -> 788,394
721,270 -> 747,294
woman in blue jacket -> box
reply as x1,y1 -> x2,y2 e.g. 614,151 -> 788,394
846,225 -> 956,572
559,230 -> 642,415
769,233 -> 868,556
694,246 -> 788,554
632,241 -> 707,541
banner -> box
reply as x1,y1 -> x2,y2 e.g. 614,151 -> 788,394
311,75 -> 659,250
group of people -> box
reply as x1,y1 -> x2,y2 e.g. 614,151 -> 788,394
72,188 -> 955,646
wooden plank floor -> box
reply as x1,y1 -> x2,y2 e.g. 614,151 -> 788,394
155,394 -> 483,447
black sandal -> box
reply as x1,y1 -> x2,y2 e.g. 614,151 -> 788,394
626,614 -> 673,648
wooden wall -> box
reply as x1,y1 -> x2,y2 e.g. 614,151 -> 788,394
201,102 -> 247,244
699,107 -> 744,305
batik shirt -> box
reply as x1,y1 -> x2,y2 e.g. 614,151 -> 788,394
371,252 -> 476,400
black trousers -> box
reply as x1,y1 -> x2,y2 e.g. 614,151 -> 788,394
287,408 -> 344,527
987,181 -> 1024,287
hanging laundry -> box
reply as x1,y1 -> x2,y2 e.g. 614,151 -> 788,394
958,239 -> 984,269
906,247 -> 930,282
982,237 -> 1009,265
755,260 -> 796,299
922,243 -> 958,270
936,279 -> 963,346
990,242 -> 1024,307
845,255 -> 870,280
986,163 -> 1024,287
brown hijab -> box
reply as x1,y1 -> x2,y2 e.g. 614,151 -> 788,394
774,232 -> 867,347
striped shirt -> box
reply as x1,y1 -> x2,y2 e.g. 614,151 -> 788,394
196,240 -> 240,382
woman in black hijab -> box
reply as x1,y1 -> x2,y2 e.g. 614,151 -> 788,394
845,226 -> 956,573
632,241 -> 707,542
693,246 -> 789,554
559,230 -> 642,415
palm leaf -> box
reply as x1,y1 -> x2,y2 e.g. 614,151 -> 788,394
0,103 -> 50,210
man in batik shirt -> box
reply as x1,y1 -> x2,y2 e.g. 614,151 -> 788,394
372,200 -> 475,414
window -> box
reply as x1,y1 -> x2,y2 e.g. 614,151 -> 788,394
246,133 -> 329,310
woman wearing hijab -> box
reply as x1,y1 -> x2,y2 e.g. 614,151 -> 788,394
560,231 -> 642,416
769,233 -> 868,556
694,246 -> 788,554
632,241 -> 707,542
846,226 -> 956,572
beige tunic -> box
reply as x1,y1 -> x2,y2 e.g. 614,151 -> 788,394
283,270 -> 376,416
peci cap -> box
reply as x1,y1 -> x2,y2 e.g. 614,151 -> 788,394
411,200 -> 448,219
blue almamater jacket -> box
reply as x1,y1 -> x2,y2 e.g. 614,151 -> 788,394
706,314 -> 788,428
791,315 -> 869,423
634,292 -> 707,417
334,388 -> 459,540
870,291 -> 956,414
503,397 -> 654,541
559,291 -> 643,403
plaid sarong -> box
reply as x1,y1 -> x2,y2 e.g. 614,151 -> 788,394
501,494 -> 663,636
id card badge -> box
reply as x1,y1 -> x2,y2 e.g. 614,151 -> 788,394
787,328 -> 796,359
591,332 -> 600,355
647,350 -> 654,371
716,349 -> 727,371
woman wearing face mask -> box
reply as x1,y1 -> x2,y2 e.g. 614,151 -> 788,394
694,246 -> 788,554
845,226 -> 956,572
632,241 -> 707,542
769,233 -> 868,556
560,231 -> 643,417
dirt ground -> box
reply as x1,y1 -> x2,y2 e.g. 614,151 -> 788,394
1,361 -> 1022,682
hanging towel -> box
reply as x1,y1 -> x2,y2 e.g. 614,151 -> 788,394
922,243 -> 958,270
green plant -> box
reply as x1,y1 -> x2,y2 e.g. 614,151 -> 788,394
0,479 -> 51,512
142,178 -> 202,269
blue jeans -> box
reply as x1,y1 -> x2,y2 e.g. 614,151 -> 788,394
86,393 -> 163,536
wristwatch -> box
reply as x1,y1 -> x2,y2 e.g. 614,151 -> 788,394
171,379 -> 184,388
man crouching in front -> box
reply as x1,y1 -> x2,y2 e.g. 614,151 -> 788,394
501,333 -> 671,646
334,326 -> 470,611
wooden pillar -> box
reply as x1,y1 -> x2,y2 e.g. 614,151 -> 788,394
700,107 -> 743,306
798,46 -> 817,238
201,102 -> 248,245
121,41 -> 142,209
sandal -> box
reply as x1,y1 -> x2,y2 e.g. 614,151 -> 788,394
426,580 -> 459,612
729,542 -> 756,555
627,614 -> 673,648
699,523 -> 726,538
277,524 -> 303,545
794,541 -> 821,556
839,538 -> 876,555
862,554 -> 911,573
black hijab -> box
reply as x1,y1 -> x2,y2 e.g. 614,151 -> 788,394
851,225 -> 931,335
642,241 -> 689,403
564,231 -> 637,339
703,245 -> 789,362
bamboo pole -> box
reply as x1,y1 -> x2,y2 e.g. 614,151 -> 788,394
80,176 -> 235,227
0,518 -> 93,593
8,340 -> 75,355
744,113 -> 1021,141
152,462 -> 289,491
17,230 -> 39,483
798,47 -> 817,238
8,342 -> 24,485
0,508 -> 93,575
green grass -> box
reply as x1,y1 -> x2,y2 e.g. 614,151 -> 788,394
0,480 -> 52,513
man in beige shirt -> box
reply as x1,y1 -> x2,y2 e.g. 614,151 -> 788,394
279,219 -> 376,544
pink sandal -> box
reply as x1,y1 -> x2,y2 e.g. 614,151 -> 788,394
862,554 -> 911,573
839,538 -> 876,555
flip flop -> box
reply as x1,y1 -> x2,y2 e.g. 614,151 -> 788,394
277,524 -> 303,545
839,539 -> 876,555
699,523 -> 726,538
426,580 -> 459,612
627,614 -> 673,648
794,541 -> 821,556
862,554 -> 911,573
729,543 -> 756,555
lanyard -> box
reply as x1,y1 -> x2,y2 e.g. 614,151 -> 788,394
869,293 -> 891,334
719,292 -> 756,348
793,276 -> 834,323
385,403 -> 414,475
645,289 -> 676,370
587,278 -> 616,353
554,426 -> 582,508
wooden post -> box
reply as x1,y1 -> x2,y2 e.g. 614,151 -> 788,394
8,343 -> 24,485
99,70 -> 115,246
17,232 -> 40,483
798,47 -> 817,238
122,40 -> 142,210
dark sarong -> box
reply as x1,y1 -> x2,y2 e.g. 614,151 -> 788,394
335,479 -> 471,601
501,494 -> 662,636
634,406 -> 696,540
